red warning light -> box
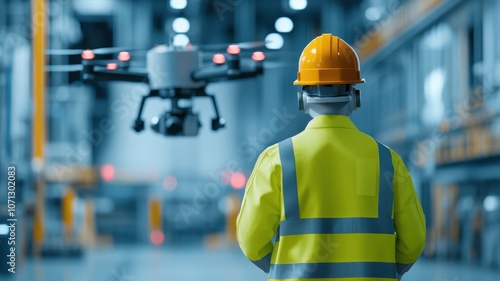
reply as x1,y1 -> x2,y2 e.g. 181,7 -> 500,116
163,175 -> 178,192
106,63 -> 118,70
100,164 -> 115,182
118,51 -> 131,62
150,230 -> 164,245
213,53 -> 226,65
227,44 -> 241,55
81,49 -> 95,60
252,51 -> 265,62
230,172 -> 246,190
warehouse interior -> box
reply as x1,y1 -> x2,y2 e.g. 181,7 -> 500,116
1,0 -> 500,280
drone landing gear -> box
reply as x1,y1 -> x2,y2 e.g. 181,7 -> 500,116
132,88 -> 226,136
204,93 -> 226,131
132,90 -> 159,132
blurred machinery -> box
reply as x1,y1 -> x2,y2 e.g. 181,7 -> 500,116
0,0 -> 293,264
354,0 -> 500,268
482,195 -> 500,268
0,0 -> 32,273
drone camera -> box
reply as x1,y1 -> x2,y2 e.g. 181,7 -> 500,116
151,110 -> 201,137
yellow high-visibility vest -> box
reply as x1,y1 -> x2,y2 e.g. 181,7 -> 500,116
237,115 -> 426,281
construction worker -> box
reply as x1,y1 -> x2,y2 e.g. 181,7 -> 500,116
236,34 -> 426,281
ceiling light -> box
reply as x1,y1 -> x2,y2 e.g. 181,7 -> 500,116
365,6 -> 383,21
173,34 -> 190,46
275,17 -> 294,33
170,0 -> 187,10
265,33 -> 284,50
172,17 -> 190,33
289,0 -> 307,11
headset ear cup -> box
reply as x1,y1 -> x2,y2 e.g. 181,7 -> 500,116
297,91 -> 305,111
355,89 -> 361,108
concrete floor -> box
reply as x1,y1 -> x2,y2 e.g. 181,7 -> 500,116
7,246 -> 500,281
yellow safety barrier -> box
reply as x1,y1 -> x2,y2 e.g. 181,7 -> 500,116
225,195 -> 240,244
62,188 -> 76,243
149,198 -> 162,231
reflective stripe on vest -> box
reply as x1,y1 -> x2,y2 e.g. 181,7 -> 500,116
274,137 -> 396,279
279,137 -> 300,220
269,262 -> 397,279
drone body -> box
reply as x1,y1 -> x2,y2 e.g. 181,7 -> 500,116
147,45 -> 205,90
48,42 -> 266,137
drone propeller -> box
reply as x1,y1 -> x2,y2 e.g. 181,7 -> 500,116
46,49 -> 86,56
199,40 -> 266,51
45,65 -> 84,72
46,47 -> 144,56
237,41 -> 267,49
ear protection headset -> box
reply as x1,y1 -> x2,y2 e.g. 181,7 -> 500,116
297,85 -> 361,112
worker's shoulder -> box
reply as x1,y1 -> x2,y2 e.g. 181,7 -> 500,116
261,142 -> 280,158
259,137 -> 293,160
356,130 -> 389,149
370,138 -> 405,168
357,130 -> 405,162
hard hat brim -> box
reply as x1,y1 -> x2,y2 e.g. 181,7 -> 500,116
294,78 -> 365,86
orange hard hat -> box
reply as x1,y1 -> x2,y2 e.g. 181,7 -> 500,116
294,34 -> 364,85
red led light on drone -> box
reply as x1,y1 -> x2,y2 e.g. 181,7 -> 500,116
252,51 -> 265,62
106,63 -> 118,70
212,53 -> 226,65
227,44 -> 241,55
81,49 -> 95,60
118,51 -> 131,62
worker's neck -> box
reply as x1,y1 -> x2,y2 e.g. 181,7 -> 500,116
308,104 -> 352,118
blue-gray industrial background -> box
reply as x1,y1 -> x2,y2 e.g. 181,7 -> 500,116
1,0 -> 500,280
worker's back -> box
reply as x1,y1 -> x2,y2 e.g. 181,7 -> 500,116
270,114 -> 397,280
237,34 -> 425,281
293,115 -> 386,220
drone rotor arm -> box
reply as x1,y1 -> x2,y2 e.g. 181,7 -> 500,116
82,68 -> 148,83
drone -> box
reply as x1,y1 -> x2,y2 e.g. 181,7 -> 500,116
46,42 -> 266,136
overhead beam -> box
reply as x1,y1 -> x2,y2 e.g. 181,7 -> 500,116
357,0 -> 467,70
